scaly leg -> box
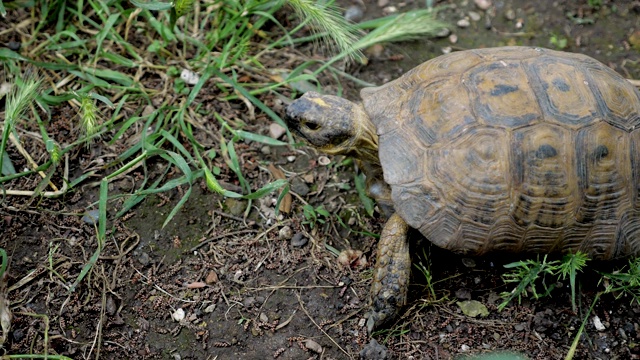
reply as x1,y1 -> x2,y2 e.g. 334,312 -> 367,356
367,213 -> 410,332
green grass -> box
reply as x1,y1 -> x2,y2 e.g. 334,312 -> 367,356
0,0 -> 452,356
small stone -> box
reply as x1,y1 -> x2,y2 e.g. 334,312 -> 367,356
593,315 -> 606,331
318,156 -> 331,166
82,210 -> 100,225
243,297 -> 256,308
286,155 -> 296,162
461,258 -> 476,268
278,226 -> 293,240
180,69 -> 200,85
382,6 -> 397,15
514,323 -> 525,331
205,270 -> 219,284
378,0 -> 389,7
505,8 -> 516,20
138,252 -> 150,266
441,46 -> 452,54
106,296 -> 117,315
365,44 -> 385,59
455,288 -> 472,300
474,0 -> 491,10
344,6 -> 364,23
468,11 -> 481,21
204,304 -> 216,313
259,313 -> 269,323
138,317 -> 150,331
457,18 -> 470,28
619,327 -> 628,340
269,123 -> 286,139
291,177 -> 310,196
225,198 -> 246,216
449,34 -> 458,44
7,41 -> 20,51
260,145 -> 271,155
173,354 -> 181,360
305,339 -> 323,354
460,344 -> 470,352
291,232 -> 308,247
435,27 -> 451,38
359,338 -> 387,360
233,270 -> 243,282
172,308 -> 185,322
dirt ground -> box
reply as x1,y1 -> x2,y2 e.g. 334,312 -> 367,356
2,0 -> 640,359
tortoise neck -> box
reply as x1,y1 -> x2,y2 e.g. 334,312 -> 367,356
347,104 -> 380,166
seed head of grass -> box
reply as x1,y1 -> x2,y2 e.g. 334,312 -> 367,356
287,0 -> 362,61
5,76 -> 41,125
79,94 -> 100,144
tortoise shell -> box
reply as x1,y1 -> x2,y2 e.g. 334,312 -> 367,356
361,46 -> 640,259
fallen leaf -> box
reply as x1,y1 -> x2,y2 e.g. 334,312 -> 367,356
457,300 -> 489,318
268,164 -> 291,213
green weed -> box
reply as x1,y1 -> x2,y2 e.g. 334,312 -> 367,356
302,204 -> 330,229
499,253 -> 589,311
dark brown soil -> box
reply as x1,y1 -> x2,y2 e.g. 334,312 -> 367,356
2,0 -> 640,359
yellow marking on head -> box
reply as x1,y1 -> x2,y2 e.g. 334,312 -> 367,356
311,97 -> 329,107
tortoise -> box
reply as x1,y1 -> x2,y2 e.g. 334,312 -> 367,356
284,46 -> 640,331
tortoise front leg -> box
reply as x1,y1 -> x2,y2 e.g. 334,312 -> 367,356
367,213 -> 410,332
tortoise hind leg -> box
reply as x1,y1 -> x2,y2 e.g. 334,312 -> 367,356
367,213 -> 411,332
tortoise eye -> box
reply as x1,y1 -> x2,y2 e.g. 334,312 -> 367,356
302,120 -> 321,131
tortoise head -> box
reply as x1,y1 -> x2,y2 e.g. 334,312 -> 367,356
285,92 -> 379,164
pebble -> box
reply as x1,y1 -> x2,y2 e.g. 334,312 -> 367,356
460,344 -> 470,352
278,226 -> 293,240
457,18 -> 470,28
291,177 -> 310,196
243,297 -> 256,308
106,296 -> 117,315
291,232 -> 308,247
514,323 -> 525,331
455,288 -> 472,300
468,11 -> 481,21
359,339 -> 388,360
81,209 -> 100,225
259,312 -> 269,323
180,69 -> 200,85
378,0 -> 389,7
449,34 -> 458,44
436,27 -> 451,38
365,44 -> 385,59
204,304 -> 216,313
269,123 -> 286,139
344,6 -> 364,23
474,0 -> 492,10
305,339 -> 323,354
505,9 -> 516,20
206,270 -> 219,284
7,41 -> 20,51
260,145 -> 271,155
286,155 -> 296,162
138,252 -> 150,266
172,308 -> 185,322
593,315 -> 606,331
382,6 -> 397,15
461,258 -> 476,268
